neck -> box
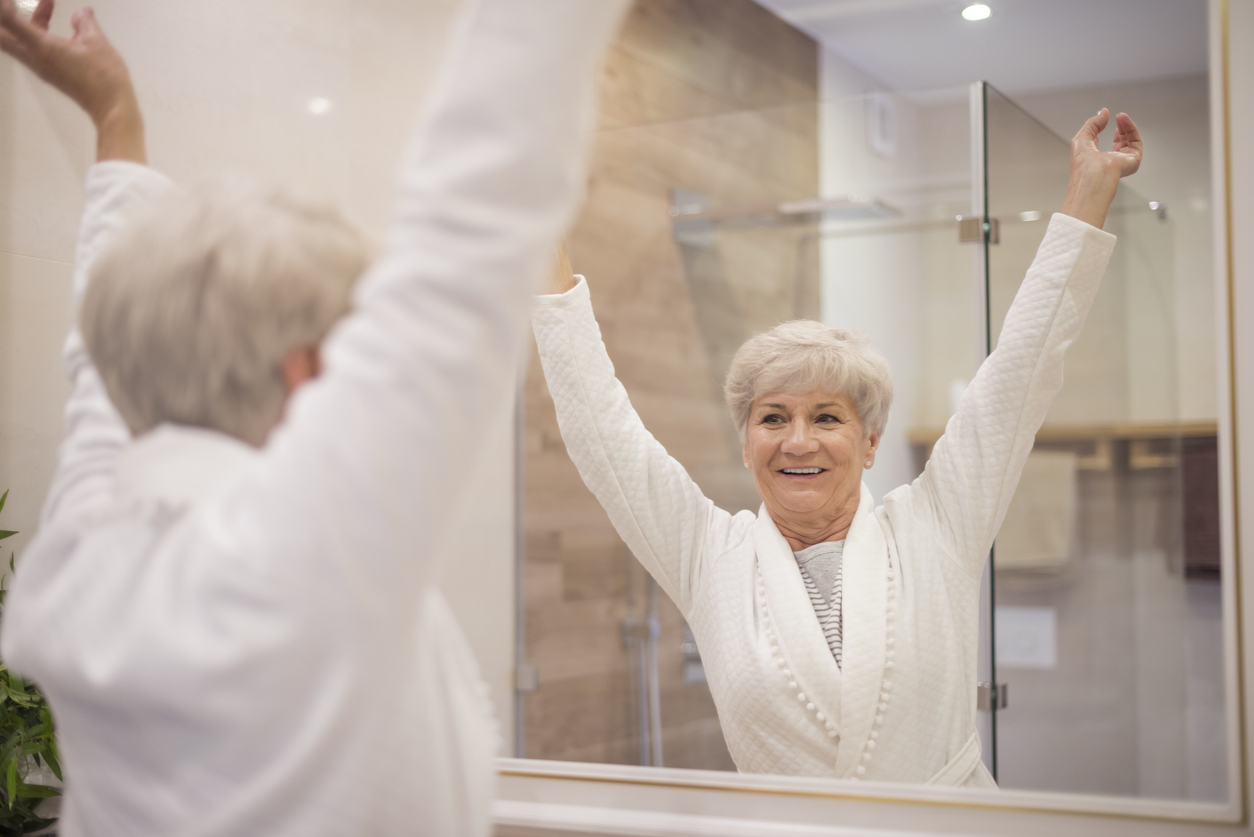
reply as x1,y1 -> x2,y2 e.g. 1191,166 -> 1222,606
768,489 -> 861,552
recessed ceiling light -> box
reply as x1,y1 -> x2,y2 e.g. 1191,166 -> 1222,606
962,4 -> 992,21
306,97 -> 333,116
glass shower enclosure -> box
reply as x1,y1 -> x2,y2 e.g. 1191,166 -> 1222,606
517,82 -> 1225,800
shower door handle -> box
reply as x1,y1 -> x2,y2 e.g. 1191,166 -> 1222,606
977,681 -> 1008,710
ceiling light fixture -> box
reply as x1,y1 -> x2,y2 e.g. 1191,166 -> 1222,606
961,4 -> 991,21
307,97 -> 333,116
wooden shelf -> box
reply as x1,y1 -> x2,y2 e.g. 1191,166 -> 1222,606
907,421 -> 1218,446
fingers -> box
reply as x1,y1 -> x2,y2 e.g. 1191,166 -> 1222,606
0,27 -> 23,60
1111,112 -> 1143,176
0,0 -> 43,48
0,0 -> 32,61
1073,107 -> 1109,149
1113,112 -> 1142,150
75,6 -> 103,41
31,0 -> 52,31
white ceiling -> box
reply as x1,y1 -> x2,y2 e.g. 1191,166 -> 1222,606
754,0 -> 1209,94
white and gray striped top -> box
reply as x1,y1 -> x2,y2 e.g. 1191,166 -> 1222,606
794,541 -> 845,668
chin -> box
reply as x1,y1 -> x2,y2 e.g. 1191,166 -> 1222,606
774,493 -> 832,514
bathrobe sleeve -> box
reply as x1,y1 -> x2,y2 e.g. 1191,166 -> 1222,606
907,212 -> 1116,575
530,278 -> 728,613
40,162 -> 173,528
205,0 -> 630,618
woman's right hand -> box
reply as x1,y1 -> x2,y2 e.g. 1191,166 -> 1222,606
0,0 -> 145,163
1059,108 -> 1142,229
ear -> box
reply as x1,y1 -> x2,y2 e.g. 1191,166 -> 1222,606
864,429 -> 880,469
742,437 -> 752,470
280,345 -> 322,396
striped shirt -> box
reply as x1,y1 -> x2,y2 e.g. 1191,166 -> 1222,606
794,541 -> 845,668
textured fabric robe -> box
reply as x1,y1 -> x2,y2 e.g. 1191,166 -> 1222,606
531,213 -> 1115,785
0,2 -> 627,834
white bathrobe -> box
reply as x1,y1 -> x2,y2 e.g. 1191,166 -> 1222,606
0,2 -> 627,834
531,213 -> 1116,786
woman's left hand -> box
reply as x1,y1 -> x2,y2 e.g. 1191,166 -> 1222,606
1059,108 -> 1142,229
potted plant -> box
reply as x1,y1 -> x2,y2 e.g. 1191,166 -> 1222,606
0,491 -> 61,836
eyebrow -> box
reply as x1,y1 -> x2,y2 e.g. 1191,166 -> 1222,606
758,402 -> 843,410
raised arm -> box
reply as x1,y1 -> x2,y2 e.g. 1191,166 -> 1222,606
532,256 -> 735,613
911,109 -> 1140,574
0,0 -> 170,525
231,0 -> 631,613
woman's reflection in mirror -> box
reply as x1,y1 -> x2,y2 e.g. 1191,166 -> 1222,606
533,109 -> 1142,785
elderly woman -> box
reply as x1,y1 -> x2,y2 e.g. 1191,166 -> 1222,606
534,110 -> 1141,786
0,0 -> 626,833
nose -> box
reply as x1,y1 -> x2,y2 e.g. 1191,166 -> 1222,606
780,418 -> 819,456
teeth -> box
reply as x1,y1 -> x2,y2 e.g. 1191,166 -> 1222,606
783,468 -> 822,474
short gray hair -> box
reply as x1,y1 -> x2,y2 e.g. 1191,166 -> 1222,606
82,179 -> 370,446
724,320 -> 893,438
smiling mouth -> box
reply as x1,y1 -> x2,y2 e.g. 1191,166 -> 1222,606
780,467 -> 825,475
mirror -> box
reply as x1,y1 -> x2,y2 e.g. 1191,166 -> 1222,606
0,0 -> 1231,822
518,0 -> 1230,804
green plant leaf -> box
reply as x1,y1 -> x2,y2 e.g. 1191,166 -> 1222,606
5,694 -> 34,710
13,783 -> 59,799
0,490 -> 8,516
43,747 -> 61,783
6,758 -> 16,809
0,532 -> 16,544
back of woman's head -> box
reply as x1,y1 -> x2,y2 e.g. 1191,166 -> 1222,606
82,179 -> 370,446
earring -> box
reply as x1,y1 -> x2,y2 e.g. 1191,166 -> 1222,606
744,462 -> 751,469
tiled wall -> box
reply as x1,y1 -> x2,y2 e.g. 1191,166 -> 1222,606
521,0 -> 820,766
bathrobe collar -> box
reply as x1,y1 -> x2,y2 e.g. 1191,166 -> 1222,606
832,483 -> 890,777
116,423 -> 260,508
753,482 -> 888,774
753,505 -> 842,738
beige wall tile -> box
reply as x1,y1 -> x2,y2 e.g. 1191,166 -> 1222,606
0,61 -> 91,263
0,252 -> 74,561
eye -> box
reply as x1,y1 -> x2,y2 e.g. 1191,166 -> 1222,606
815,413 -> 840,424
760,413 -> 785,424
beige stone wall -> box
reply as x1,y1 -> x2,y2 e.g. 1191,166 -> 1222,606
521,0 -> 819,766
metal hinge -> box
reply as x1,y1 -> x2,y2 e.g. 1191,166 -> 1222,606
977,681 -> 1009,710
958,216 -> 999,244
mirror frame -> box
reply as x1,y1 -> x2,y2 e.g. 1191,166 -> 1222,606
498,1 -> 1251,831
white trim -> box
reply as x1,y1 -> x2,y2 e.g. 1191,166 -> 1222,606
493,800 -> 946,837
1209,0 -> 1246,817
498,759 -> 1237,824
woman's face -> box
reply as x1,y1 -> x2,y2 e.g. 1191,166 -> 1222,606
743,389 -> 879,524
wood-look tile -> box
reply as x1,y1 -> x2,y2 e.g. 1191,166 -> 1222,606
523,0 -> 817,772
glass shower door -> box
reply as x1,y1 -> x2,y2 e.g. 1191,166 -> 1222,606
981,83 -> 1225,800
